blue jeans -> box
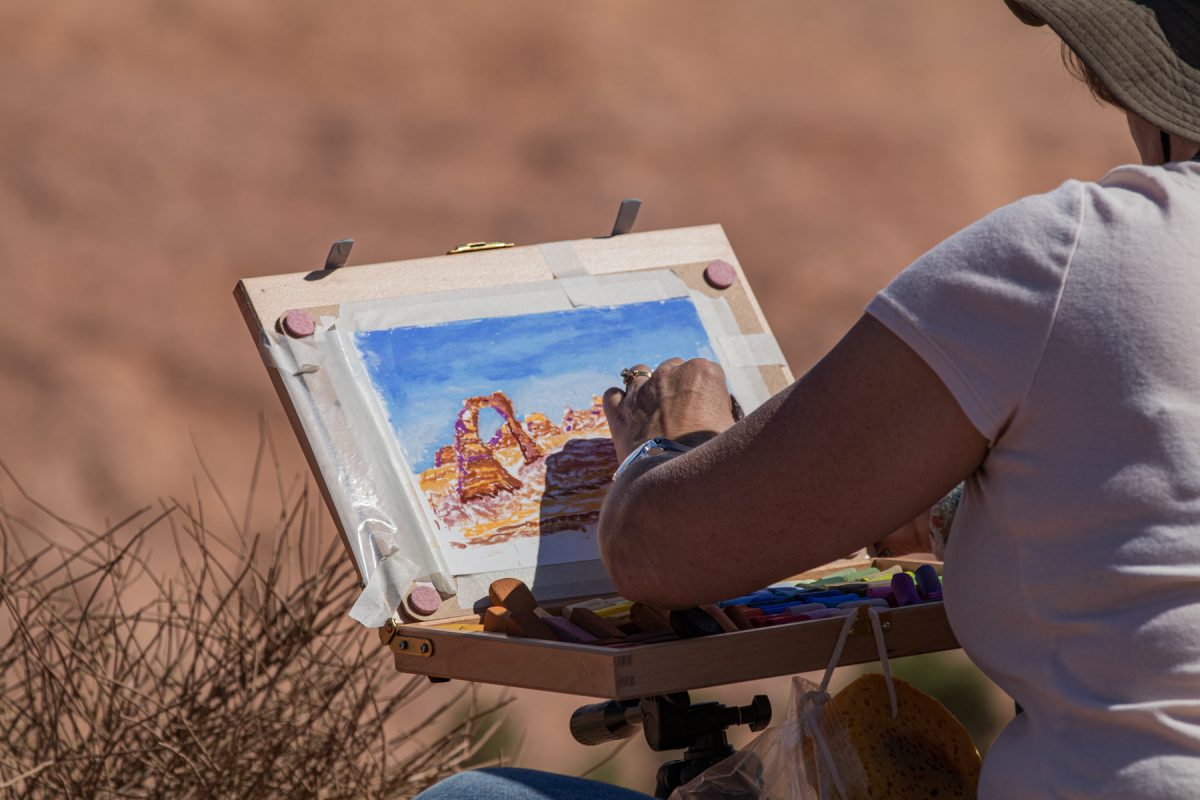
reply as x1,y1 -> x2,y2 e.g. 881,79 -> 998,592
414,767 -> 655,800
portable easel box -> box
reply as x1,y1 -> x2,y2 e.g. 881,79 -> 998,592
234,204 -> 959,701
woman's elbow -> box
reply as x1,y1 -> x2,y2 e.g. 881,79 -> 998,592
600,510 -> 706,608
600,499 -> 672,605
599,502 -> 643,595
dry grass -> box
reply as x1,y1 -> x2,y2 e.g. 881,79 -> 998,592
0,431 -> 510,799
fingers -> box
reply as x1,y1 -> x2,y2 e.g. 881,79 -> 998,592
604,357 -> 732,458
602,385 -> 626,419
605,361 -> 653,421
621,362 -> 654,399
656,357 -> 725,392
608,357 -> 726,415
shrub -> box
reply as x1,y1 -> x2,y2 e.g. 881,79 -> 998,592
0,442 -> 508,799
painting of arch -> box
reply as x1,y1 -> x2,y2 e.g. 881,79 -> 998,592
355,297 -> 717,575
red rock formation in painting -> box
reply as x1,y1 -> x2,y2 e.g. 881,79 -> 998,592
488,424 -> 518,450
434,445 -> 456,468
542,437 -> 618,500
524,412 -> 562,443
561,396 -> 607,434
419,392 -> 617,545
454,391 -> 543,502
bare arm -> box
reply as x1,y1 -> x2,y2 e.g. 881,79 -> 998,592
598,314 -> 988,609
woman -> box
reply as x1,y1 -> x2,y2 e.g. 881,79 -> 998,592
420,1 -> 1200,796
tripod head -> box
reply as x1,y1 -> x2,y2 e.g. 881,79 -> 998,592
570,692 -> 771,798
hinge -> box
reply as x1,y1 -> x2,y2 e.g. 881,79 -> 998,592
379,619 -> 435,658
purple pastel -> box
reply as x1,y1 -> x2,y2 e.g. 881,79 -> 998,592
891,572 -> 921,607
543,615 -> 598,644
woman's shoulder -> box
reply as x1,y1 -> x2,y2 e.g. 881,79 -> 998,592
981,162 -> 1200,244
947,178 -> 1083,249
1085,162 -> 1200,219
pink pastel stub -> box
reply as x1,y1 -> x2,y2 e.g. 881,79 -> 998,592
407,584 -> 441,617
703,259 -> 737,290
281,308 -> 317,338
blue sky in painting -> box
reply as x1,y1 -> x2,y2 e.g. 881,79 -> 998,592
356,297 -> 716,471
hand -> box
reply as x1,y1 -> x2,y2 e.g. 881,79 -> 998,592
602,358 -> 737,462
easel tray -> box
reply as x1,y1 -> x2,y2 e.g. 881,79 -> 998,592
383,598 -> 957,700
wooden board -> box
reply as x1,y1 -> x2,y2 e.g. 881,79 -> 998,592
234,224 -> 791,588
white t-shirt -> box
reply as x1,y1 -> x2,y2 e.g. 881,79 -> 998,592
867,162 -> 1200,799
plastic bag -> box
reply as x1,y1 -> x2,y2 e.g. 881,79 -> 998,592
670,604 -> 981,800
668,674 -> 869,800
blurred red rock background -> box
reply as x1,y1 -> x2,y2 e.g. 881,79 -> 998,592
1,0 -> 1129,792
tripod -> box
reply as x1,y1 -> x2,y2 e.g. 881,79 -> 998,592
570,691 -> 771,798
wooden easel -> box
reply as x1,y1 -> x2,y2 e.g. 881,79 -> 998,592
234,201 -> 959,702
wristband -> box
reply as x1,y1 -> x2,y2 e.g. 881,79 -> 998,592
613,437 -> 694,479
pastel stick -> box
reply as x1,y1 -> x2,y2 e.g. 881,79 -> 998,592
488,578 -> 538,613
542,616 -> 598,644
670,607 -> 725,638
891,573 -> 921,607
483,605 -> 519,635
629,603 -> 672,633
699,604 -> 740,633
569,607 -> 627,639
914,564 -> 942,599
508,610 -> 558,640
724,605 -> 757,630
836,598 -> 890,609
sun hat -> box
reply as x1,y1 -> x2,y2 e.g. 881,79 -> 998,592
1004,0 -> 1200,143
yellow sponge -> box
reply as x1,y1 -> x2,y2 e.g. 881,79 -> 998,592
823,673 -> 981,799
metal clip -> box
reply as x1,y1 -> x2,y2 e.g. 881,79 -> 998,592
378,619 -> 434,657
446,241 -> 515,255
324,238 -> 354,270
609,198 -> 641,236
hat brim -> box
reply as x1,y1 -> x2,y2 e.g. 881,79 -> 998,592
1004,0 -> 1200,142
1004,0 -> 1048,26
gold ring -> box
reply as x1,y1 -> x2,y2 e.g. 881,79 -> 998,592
620,367 -> 653,385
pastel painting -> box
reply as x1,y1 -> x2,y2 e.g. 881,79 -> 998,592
355,297 -> 717,573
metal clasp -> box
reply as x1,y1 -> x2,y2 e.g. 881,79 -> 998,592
446,241 -> 515,255
324,238 -> 354,269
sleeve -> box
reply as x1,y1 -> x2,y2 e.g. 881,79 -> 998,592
866,181 -> 1086,443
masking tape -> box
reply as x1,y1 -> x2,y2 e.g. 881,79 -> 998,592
342,281 -> 573,331
259,331 -> 327,376
539,240 -> 590,277
348,547 -> 422,628
321,320 -> 456,590
715,333 -> 786,368
558,275 -> 605,307
558,269 -> 691,308
691,293 -> 773,412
